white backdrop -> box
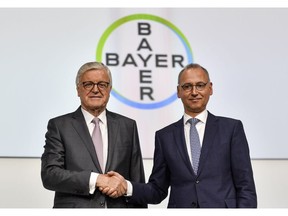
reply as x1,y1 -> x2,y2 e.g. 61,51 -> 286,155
1,8 -> 288,159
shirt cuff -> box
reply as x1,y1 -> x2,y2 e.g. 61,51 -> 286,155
125,180 -> 133,196
89,172 -> 99,194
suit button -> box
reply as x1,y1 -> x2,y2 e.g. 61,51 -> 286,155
191,202 -> 197,208
196,180 -> 200,184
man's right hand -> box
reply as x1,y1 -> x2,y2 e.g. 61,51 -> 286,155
96,171 -> 127,198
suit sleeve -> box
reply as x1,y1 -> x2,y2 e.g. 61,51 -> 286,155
41,119 -> 91,195
231,120 -> 257,208
129,130 -> 169,205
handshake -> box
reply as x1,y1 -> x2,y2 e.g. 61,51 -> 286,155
96,171 -> 128,198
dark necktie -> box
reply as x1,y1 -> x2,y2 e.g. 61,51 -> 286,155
188,118 -> 201,175
92,117 -> 103,171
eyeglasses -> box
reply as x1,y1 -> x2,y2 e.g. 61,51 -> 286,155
180,82 -> 208,92
81,81 -> 110,91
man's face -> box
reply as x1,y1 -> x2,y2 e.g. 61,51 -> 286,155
77,69 -> 111,115
177,67 -> 213,117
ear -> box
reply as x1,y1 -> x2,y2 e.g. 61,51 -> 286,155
209,82 -> 213,95
77,86 -> 80,97
177,86 -> 181,98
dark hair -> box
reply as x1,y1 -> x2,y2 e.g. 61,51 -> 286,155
178,63 -> 210,84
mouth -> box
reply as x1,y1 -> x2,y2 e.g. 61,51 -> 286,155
89,95 -> 102,99
189,98 -> 201,103
190,97 -> 201,100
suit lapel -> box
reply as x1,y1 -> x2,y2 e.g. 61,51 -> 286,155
197,112 -> 218,176
173,118 -> 195,175
105,111 -> 118,173
71,107 -> 102,172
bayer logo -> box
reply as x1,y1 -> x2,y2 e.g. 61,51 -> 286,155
96,14 -> 193,109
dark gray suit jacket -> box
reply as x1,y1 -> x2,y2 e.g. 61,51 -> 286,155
41,107 -> 146,208
128,112 -> 257,208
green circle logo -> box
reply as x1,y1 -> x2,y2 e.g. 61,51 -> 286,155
96,14 -> 193,109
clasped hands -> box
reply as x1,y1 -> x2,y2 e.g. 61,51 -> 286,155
96,171 -> 127,198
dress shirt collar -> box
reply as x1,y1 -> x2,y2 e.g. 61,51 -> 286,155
81,107 -> 107,125
183,109 -> 208,125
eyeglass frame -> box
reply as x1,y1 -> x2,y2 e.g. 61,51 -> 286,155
180,82 -> 208,92
80,81 -> 110,91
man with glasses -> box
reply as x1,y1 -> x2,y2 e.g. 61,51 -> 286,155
41,61 -> 146,208
105,63 -> 257,208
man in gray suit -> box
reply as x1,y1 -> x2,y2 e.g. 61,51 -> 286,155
41,61 -> 146,208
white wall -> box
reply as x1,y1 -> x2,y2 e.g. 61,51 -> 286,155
1,8 -> 288,160
0,158 -> 287,208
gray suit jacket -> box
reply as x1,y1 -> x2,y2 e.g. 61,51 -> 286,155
41,107 -> 146,208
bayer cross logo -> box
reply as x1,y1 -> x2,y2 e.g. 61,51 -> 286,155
96,14 -> 193,109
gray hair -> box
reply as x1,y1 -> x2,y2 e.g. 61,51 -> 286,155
75,61 -> 112,86
178,63 -> 210,84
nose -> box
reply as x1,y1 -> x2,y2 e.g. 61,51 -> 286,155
90,84 -> 100,93
191,86 -> 198,95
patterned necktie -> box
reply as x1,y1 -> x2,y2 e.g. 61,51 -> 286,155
92,117 -> 103,171
188,118 -> 201,175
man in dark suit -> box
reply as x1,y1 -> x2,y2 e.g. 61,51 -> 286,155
106,63 -> 257,208
41,61 -> 146,208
